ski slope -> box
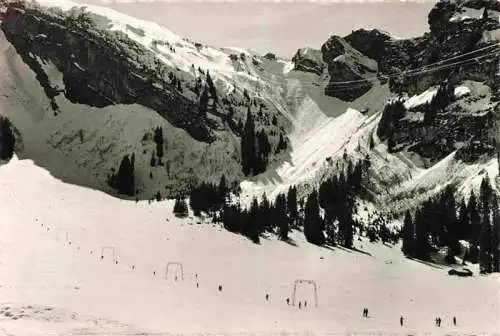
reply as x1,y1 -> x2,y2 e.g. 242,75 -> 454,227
0,157 -> 499,335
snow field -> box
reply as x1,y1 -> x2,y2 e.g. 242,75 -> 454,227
0,157 -> 499,335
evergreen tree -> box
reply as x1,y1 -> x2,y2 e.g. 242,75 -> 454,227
260,193 -> 271,232
276,133 -> 288,153
479,210 -> 492,273
255,130 -> 271,174
402,211 -> 415,256
173,197 -> 188,217
482,7 -> 489,22
468,190 -> 481,262
443,185 -> 459,253
113,154 -> 135,196
218,174 -> 228,207
415,203 -> 431,260
369,134 -> 375,150
276,193 -> 289,240
376,100 -> 406,139
304,189 -> 325,245
241,108 -> 256,176
0,116 -> 15,160
479,176 -> 492,215
492,195 -> 500,272
246,197 -> 260,243
287,186 -> 298,228
153,127 -> 164,160
425,82 -> 454,124
150,151 -> 157,167
199,86 -> 209,118
458,198 -> 470,240
206,71 -> 218,103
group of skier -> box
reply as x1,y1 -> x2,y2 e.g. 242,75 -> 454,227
361,310 -> 457,327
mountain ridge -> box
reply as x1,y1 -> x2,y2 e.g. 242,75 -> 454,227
0,0 -> 498,212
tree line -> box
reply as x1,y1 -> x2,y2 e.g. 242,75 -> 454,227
401,177 -> 500,273
377,81 -> 456,151
182,157 -> 371,248
241,107 -> 272,176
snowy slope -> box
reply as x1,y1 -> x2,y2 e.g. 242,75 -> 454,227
0,157 -> 499,335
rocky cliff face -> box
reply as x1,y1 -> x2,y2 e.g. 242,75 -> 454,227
1,4 -> 216,142
0,0 -> 293,200
320,36 -> 378,101
291,47 -> 325,75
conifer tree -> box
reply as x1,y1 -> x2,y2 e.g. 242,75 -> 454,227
415,203 -> 431,260
206,71 -> 218,103
241,108 -> 256,176
479,176 -> 492,215
154,127 -> 164,160
113,154 -> 135,196
199,86 -> 209,118
304,189 -> 325,245
218,174 -> 228,208
0,116 -> 15,160
255,130 -> 271,174
468,190 -> 481,262
260,193 -> 271,232
402,211 -> 415,256
492,195 -> 500,272
173,197 -> 188,217
482,7 -> 489,23
479,210 -> 492,273
276,194 -> 289,240
287,186 -> 298,228
458,198 -> 470,240
247,197 -> 260,243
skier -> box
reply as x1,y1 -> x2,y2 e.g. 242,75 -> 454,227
400,316 -> 404,326
298,302 -> 302,309
132,265 -> 135,270
218,285 -> 222,292
304,301 -> 307,308
265,294 -> 269,301
365,308 -> 369,317
286,298 -> 290,305
438,317 -> 442,327
196,282 -> 199,288
153,271 -> 156,276
453,316 -> 456,326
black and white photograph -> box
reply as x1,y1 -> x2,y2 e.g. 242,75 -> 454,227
0,0 -> 498,334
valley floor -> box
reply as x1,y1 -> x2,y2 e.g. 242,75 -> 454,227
0,157 -> 498,335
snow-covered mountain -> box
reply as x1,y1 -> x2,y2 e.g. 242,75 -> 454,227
0,0 -> 497,207
0,0 -> 499,333
1,0 -> 498,210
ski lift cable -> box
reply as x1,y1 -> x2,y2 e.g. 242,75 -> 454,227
249,43 -> 500,88
253,50 -> 499,94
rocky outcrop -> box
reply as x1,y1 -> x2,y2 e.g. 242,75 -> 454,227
291,47 -> 325,75
344,29 -> 392,65
321,36 -> 378,101
1,3 -> 216,142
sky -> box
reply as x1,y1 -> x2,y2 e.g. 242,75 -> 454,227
76,1 -> 436,57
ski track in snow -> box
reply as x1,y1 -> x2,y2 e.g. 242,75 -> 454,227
0,157 -> 499,335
